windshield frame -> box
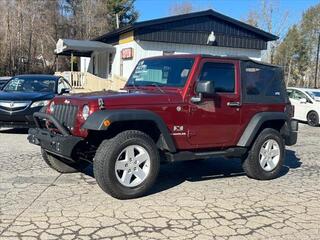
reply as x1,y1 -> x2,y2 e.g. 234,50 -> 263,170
3,77 -> 57,93
126,57 -> 195,89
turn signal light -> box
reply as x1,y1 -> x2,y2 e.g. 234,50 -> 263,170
103,119 -> 111,127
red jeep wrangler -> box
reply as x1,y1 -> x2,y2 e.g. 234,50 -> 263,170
28,55 -> 298,199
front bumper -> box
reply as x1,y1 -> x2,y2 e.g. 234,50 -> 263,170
283,119 -> 298,146
28,112 -> 83,160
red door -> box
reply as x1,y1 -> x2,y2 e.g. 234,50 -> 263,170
187,59 -> 242,148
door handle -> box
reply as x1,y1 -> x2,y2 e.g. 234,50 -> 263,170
227,101 -> 241,107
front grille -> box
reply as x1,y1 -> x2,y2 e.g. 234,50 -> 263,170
0,101 -> 31,112
52,104 -> 78,129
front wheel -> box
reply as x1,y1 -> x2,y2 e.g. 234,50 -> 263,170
93,130 -> 160,199
242,128 -> 285,180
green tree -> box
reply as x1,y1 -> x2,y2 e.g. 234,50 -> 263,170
300,3 -> 320,86
274,25 -> 309,86
106,0 -> 139,30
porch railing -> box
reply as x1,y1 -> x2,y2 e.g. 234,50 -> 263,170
56,71 -> 86,89
54,71 -> 127,92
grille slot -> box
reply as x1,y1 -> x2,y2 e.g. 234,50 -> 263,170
52,104 -> 78,129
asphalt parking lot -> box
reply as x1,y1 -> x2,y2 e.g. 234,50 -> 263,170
0,124 -> 320,240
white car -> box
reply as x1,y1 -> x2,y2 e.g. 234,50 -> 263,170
287,87 -> 320,127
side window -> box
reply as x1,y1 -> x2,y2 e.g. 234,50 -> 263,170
242,62 -> 286,103
245,67 -> 278,95
57,78 -> 70,94
292,90 -> 308,101
199,62 -> 235,93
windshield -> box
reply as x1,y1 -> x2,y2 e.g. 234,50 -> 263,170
307,91 -> 320,101
3,77 -> 56,93
127,58 -> 194,87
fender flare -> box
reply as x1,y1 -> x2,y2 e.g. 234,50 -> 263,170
237,112 -> 288,147
82,109 -> 176,152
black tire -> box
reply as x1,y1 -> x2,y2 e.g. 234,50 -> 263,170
93,130 -> 160,199
41,148 -> 79,173
307,111 -> 319,127
242,128 -> 285,180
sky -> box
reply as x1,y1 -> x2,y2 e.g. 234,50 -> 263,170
135,0 -> 319,36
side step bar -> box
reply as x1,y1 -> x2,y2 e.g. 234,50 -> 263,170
165,147 -> 247,162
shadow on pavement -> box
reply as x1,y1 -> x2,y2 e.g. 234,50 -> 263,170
81,149 -> 302,196
283,149 -> 302,170
0,128 -> 29,134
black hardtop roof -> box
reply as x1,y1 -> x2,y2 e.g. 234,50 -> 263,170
94,9 -> 278,42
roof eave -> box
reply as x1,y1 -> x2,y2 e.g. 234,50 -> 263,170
93,9 -> 279,43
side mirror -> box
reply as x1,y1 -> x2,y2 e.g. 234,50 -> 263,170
191,80 -> 215,103
300,98 -> 307,104
196,80 -> 215,95
59,88 -> 70,95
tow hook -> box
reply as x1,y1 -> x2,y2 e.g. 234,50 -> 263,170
28,135 -> 40,145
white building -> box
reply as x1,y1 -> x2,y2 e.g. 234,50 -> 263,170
55,9 -> 277,91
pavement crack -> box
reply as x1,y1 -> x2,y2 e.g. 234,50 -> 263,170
0,173 -> 62,235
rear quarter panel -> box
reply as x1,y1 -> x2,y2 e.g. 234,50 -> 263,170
238,103 -> 286,141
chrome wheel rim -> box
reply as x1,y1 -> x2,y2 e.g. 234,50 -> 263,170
259,139 -> 280,172
115,145 -> 151,187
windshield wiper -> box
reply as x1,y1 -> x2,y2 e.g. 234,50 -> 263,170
145,83 -> 165,94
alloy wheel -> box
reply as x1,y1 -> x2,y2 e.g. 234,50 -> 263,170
259,139 -> 281,172
115,145 -> 151,187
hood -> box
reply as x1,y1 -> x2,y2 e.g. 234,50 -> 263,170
54,89 -> 183,106
0,91 -> 55,101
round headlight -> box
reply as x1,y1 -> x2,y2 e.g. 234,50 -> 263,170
49,101 -> 55,113
82,105 -> 90,120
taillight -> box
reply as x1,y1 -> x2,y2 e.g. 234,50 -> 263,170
285,104 -> 294,118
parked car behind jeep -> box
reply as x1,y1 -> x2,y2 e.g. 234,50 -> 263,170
287,87 -> 320,127
0,75 -> 71,129
28,55 -> 298,199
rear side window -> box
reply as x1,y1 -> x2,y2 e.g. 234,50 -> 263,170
242,61 -> 287,103
199,62 -> 235,93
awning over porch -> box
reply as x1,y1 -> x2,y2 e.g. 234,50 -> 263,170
54,38 -> 116,57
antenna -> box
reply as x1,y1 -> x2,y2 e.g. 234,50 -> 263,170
116,13 -> 120,29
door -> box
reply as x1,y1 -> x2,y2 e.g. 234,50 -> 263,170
187,59 -> 241,148
288,89 -> 313,121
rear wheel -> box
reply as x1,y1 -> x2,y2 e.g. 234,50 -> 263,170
93,130 -> 160,199
41,148 -> 87,173
307,111 -> 319,127
242,128 -> 285,180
